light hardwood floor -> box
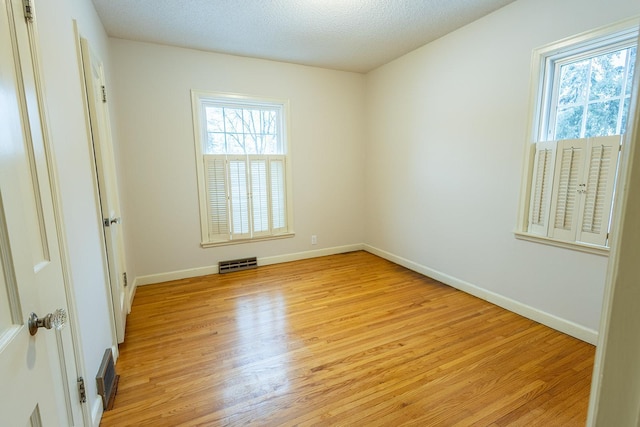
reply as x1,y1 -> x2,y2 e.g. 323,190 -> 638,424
100,251 -> 595,426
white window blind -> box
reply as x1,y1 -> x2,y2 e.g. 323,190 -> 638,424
250,158 -> 269,236
528,135 -> 620,247
202,154 -> 289,242
270,158 -> 286,232
576,137 -> 619,245
228,157 -> 250,239
549,140 -> 586,242
528,140 -> 556,236
204,157 -> 229,241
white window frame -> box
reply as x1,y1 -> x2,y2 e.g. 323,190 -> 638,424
515,18 -> 639,256
191,91 -> 294,247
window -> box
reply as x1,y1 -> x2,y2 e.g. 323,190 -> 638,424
517,20 -> 638,253
547,43 -> 636,140
192,92 -> 293,246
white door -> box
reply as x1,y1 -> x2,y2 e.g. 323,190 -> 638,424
0,0 -> 84,425
80,39 -> 129,343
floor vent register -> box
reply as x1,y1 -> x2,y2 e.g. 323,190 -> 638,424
96,348 -> 119,410
219,257 -> 258,274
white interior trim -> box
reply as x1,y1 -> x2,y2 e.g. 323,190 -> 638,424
131,242 -> 597,344
259,244 -> 364,266
364,244 -> 598,345
43,20 -> 93,427
514,231 -> 609,256
91,398 -> 103,427
73,24 -> 120,355
134,244 -> 364,287
135,265 -> 219,287
514,16 -> 640,246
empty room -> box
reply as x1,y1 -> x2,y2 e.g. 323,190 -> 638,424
1,0 -> 640,426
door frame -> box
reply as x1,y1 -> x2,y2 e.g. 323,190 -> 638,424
586,31 -> 640,426
73,23 -> 130,348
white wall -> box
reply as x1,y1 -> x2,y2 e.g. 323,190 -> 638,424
364,0 -> 640,337
35,0 -> 117,424
109,40 -> 366,279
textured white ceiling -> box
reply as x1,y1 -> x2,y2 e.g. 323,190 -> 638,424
91,0 -> 517,73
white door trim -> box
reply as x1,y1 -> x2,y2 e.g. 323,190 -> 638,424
73,22 -> 121,357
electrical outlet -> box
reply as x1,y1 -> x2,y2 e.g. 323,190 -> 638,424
311,235 -> 317,245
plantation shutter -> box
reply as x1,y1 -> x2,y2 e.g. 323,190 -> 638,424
528,140 -> 557,236
204,156 -> 229,241
576,135 -> 621,246
270,157 -> 287,232
250,157 -> 270,236
549,138 -> 586,242
228,157 -> 251,239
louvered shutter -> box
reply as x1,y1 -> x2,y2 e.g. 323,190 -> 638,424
270,157 -> 287,232
528,141 -> 557,236
576,135 -> 621,246
549,138 -> 586,242
204,156 -> 229,241
228,157 -> 251,239
250,157 -> 270,236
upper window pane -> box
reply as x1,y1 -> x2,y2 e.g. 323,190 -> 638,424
551,44 -> 636,140
557,60 -> 589,106
588,50 -> 626,101
204,103 -> 283,155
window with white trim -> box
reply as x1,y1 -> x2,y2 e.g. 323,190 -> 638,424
192,92 -> 293,246
517,21 -> 638,252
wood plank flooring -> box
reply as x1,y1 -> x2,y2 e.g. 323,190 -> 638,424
99,251 -> 595,426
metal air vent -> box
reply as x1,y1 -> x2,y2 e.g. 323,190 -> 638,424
218,257 -> 257,274
96,348 -> 119,410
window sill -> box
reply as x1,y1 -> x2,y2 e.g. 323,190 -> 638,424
514,231 -> 609,257
201,232 -> 295,248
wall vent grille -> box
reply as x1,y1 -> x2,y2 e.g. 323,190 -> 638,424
96,348 -> 119,410
219,257 -> 257,274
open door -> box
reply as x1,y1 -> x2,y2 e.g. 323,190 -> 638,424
0,0 -> 85,424
80,39 -> 128,343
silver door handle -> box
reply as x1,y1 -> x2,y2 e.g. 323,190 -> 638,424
28,309 -> 67,336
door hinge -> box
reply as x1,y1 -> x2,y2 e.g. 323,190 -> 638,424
123,272 -> 128,287
101,85 -> 107,103
23,0 -> 34,22
78,377 -> 87,403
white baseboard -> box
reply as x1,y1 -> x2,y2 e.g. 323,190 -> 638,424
135,264 -> 219,286
133,244 -> 364,287
128,242 -> 597,344
364,244 -> 598,345
259,244 -> 364,266
91,397 -> 103,427
127,282 -> 136,315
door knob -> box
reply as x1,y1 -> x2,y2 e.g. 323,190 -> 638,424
28,309 -> 67,336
